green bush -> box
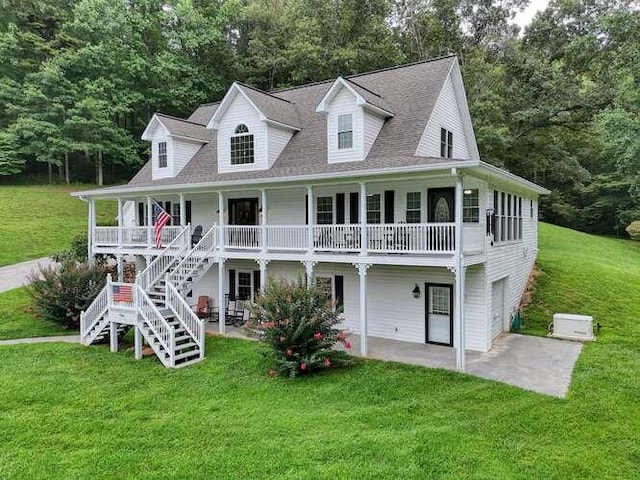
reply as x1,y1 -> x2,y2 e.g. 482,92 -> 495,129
52,232 -> 89,263
25,261 -> 107,329
626,221 -> 640,240
245,278 -> 352,377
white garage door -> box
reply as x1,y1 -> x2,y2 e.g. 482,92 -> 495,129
491,279 -> 506,339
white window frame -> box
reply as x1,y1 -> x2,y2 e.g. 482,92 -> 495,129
440,128 -> 453,158
463,189 -> 479,223
230,124 -> 255,165
315,276 -> 335,303
236,271 -> 253,301
316,196 -> 333,225
366,193 -> 381,224
337,114 -> 353,150
158,141 -> 168,168
406,192 -> 421,223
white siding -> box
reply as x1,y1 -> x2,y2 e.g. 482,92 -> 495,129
363,111 -> 385,158
150,126 -> 172,181
464,265 -> 489,351
173,138 -> 203,176
485,188 -> 539,348
188,193 -> 219,231
267,125 -> 293,167
216,93 -> 267,173
327,88 -> 363,163
266,187 -> 306,225
416,74 -> 471,159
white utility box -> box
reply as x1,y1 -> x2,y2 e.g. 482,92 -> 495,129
550,313 -> 595,341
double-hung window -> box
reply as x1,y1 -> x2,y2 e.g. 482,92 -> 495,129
406,192 -> 421,223
366,194 -> 381,224
316,196 -> 333,224
231,124 -> 254,165
337,114 -> 353,149
440,128 -> 453,158
158,141 -> 167,168
237,272 -> 252,300
463,189 -> 479,223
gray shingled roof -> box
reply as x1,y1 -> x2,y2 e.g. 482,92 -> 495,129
155,113 -> 209,142
126,56 -> 456,189
236,83 -> 301,129
343,78 -> 393,114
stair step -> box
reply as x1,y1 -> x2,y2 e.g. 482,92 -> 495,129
174,350 -> 200,361
175,341 -> 198,351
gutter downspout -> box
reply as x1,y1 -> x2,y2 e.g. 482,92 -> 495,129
452,168 -> 466,372
79,195 -> 94,266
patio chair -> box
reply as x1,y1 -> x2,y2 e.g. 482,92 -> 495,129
193,295 -> 211,320
191,225 -> 203,247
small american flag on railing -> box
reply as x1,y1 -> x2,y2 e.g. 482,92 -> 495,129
113,284 -> 133,303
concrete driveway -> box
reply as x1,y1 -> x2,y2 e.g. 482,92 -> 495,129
0,257 -> 55,293
344,333 -> 583,398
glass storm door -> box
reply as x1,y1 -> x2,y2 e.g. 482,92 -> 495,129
426,284 -> 453,346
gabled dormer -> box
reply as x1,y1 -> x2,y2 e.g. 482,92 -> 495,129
415,58 -> 480,160
316,77 -> 393,164
207,82 -> 300,173
141,113 -> 209,180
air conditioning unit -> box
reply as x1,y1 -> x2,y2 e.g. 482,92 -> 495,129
550,313 -> 595,341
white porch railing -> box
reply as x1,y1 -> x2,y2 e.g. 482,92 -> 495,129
224,225 -> 261,249
80,279 -> 111,345
168,225 -> 218,293
138,225 -> 190,292
93,223 -> 466,255
136,281 -> 175,367
367,223 -> 456,253
166,281 -> 204,358
313,225 -> 362,252
93,225 -> 183,248
266,225 -> 307,251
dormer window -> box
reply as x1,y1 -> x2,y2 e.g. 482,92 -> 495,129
231,124 -> 254,165
440,128 -> 453,158
337,114 -> 353,149
158,141 -> 167,168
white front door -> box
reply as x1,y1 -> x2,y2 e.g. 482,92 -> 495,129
491,279 -> 506,339
426,284 -> 453,346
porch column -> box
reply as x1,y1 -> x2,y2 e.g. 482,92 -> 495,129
87,199 -> 95,266
359,182 -> 367,255
116,254 -> 124,282
218,192 -> 225,250
218,258 -> 226,334
453,169 -> 466,372
261,189 -> 267,252
303,261 -> 315,287
146,196 -> 153,248
134,326 -> 143,360
117,198 -> 124,247
354,262 -> 371,356
307,185 -> 314,253
258,259 -> 268,292
179,193 -> 186,227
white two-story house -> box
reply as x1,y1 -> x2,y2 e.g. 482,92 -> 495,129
73,55 -> 548,369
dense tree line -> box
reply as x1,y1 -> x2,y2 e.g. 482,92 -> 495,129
0,0 -> 638,235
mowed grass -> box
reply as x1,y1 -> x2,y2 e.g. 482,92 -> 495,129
0,185 -> 116,266
0,288 -> 73,340
0,223 -> 639,478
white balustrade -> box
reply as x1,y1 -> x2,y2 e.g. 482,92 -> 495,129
93,227 -> 119,247
166,281 -> 204,355
136,282 -> 175,367
121,227 -> 149,246
168,225 -> 218,293
138,226 -> 191,292
265,225 -> 308,251
80,282 -> 110,345
224,225 -> 261,249
366,223 -> 456,253
313,225 -> 362,252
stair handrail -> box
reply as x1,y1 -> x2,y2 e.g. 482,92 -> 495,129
135,278 -> 176,367
139,224 -> 191,292
165,279 -> 204,357
167,224 -> 218,293
79,274 -> 112,345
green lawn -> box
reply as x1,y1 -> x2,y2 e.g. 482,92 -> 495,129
0,185 -> 116,267
1,223 -> 639,478
0,288 -> 74,340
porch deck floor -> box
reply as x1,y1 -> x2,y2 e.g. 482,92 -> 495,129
205,322 -> 582,398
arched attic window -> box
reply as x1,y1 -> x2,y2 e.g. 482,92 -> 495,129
230,124 -> 254,165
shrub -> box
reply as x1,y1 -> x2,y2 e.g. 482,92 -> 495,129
52,232 -> 89,263
626,221 -> 640,240
245,278 -> 352,377
25,261 -> 107,329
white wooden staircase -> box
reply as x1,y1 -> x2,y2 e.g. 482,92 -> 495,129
80,225 -> 218,368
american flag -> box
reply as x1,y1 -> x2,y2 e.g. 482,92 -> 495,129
113,284 -> 133,303
153,202 -> 172,248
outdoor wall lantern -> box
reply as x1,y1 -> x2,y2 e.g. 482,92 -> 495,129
412,284 -> 421,299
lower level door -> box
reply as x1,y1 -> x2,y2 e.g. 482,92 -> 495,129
425,283 -> 453,346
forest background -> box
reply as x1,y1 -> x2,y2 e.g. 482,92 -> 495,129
1,0 -> 638,236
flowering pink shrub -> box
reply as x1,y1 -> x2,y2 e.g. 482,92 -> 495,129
245,278 -> 351,377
